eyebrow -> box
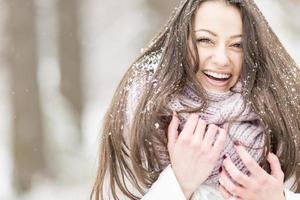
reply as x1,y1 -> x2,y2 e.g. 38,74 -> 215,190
194,29 -> 242,39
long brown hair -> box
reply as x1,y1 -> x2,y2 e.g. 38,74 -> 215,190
91,0 -> 300,199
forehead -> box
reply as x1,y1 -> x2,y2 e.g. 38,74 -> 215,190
193,1 -> 242,36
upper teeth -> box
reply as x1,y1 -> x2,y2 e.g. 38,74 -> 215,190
204,71 -> 231,79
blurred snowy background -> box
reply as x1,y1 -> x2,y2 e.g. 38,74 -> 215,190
0,0 -> 299,199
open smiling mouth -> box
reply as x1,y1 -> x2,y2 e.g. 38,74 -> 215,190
202,70 -> 232,86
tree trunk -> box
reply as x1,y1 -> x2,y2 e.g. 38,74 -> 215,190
57,0 -> 83,142
6,0 -> 46,193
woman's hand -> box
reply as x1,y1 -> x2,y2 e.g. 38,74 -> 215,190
167,112 -> 227,199
218,144 -> 285,200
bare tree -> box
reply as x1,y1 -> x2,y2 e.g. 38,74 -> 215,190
6,0 -> 46,193
57,0 -> 83,142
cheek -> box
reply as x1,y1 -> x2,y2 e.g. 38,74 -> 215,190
197,49 -> 211,69
231,53 -> 243,75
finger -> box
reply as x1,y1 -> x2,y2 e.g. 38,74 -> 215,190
218,184 -> 232,199
179,113 -> 199,140
167,111 -> 180,150
211,128 -> 227,155
219,184 -> 243,200
267,152 -> 284,182
219,167 -> 244,197
223,154 -> 252,187
229,196 -> 243,200
202,124 -> 219,149
192,118 -> 207,143
234,144 -> 266,178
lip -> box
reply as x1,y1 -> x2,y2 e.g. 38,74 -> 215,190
202,71 -> 231,87
203,70 -> 232,76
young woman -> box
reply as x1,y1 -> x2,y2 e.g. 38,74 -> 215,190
91,0 -> 300,199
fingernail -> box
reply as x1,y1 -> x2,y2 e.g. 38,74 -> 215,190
233,140 -> 240,146
219,166 -> 222,173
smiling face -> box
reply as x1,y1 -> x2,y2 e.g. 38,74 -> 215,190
193,1 -> 243,92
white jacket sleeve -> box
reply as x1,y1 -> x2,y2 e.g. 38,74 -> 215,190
141,164 -> 224,200
142,164 -> 224,200
142,164 -> 300,200
142,165 -> 186,200
284,174 -> 300,200
284,189 -> 300,200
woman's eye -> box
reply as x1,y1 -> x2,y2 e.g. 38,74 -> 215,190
196,38 -> 212,44
232,43 -> 243,49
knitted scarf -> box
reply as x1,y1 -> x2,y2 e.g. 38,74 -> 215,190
164,82 -> 266,189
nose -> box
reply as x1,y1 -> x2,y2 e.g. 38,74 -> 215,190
211,46 -> 229,67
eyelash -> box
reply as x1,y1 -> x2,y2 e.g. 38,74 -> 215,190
196,38 -> 212,44
196,38 -> 243,49
232,43 -> 243,49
